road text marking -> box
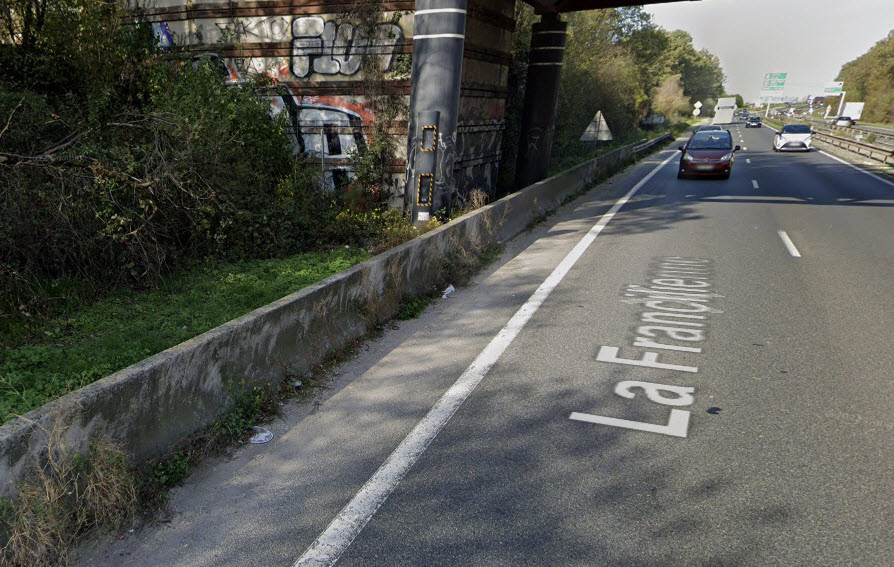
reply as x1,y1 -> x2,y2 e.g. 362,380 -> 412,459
777,230 -> 801,257
293,151 -> 679,567
575,258 -> 722,438
752,179 -> 760,189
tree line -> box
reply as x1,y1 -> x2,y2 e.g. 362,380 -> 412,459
836,29 -> 894,124
500,6 -> 726,185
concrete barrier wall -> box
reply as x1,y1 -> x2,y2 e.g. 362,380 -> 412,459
0,133 -> 671,494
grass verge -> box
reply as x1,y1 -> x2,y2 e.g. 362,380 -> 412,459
0,228 -> 506,567
0,248 -> 370,424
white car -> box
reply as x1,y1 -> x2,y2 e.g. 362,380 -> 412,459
773,124 -> 812,152
832,116 -> 856,127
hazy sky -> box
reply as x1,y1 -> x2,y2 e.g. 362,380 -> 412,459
645,0 -> 894,103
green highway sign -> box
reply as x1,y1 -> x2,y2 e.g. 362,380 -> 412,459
761,72 -> 787,91
824,81 -> 843,94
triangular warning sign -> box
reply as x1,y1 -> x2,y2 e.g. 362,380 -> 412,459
580,110 -> 613,142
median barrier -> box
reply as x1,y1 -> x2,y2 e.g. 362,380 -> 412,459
811,131 -> 894,165
0,132 -> 673,494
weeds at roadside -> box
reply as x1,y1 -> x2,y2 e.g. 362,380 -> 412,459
0,423 -> 137,567
395,296 -> 430,320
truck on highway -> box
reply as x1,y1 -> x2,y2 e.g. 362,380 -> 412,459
712,97 -> 737,124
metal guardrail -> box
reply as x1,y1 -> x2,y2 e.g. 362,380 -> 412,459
802,117 -> 894,148
812,131 -> 894,165
633,132 -> 672,153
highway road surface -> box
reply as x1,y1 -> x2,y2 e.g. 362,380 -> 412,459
75,123 -> 894,567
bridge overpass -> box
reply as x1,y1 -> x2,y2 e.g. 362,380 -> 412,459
138,0 -> 694,221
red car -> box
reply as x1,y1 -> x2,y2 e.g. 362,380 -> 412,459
677,130 -> 741,179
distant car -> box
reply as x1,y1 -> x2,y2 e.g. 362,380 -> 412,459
832,116 -> 855,127
773,123 -> 812,152
696,125 -> 725,132
678,130 -> 740,179
745,115 -> 762,128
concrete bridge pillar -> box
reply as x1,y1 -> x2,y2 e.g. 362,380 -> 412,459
515,13 -> 567,189
405,0 -> 468,224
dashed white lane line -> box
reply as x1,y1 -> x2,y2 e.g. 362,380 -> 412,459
746,159 -> 752,164
777,230 -> 802,258
292,151 -> 680,567
752,179 -> 760,189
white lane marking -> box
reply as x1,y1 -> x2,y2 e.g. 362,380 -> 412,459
818,150 -> 894,188
292,152 -> 679,567
777,230 -> 802,258
752,179 -> 760,189
570,409 -> 690,437
746,159 -> 752,164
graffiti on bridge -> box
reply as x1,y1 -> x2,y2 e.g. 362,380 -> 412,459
291,17 -> 404,78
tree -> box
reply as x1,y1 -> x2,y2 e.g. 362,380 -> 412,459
652,74 -> 690,121
836,29 -> 894,124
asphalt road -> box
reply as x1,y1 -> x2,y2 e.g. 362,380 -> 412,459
74,124 -> 894,567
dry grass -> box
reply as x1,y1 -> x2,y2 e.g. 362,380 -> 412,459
0,423 -> 136,567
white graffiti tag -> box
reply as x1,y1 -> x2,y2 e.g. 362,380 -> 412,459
290,17 -> 403,78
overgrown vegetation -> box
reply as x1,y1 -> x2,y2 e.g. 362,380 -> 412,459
0,248 -> 368,422
0,378 -> 283,567
0,433 -> 137,567
0,1 -> 432,420
836,29 -> 894,124
500,6 -> 725,190
554,8 -> 724,151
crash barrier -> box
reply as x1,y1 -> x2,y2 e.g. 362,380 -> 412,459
811,131 -> 894,166
0,132 -> 673,494
803,118 -> 894,149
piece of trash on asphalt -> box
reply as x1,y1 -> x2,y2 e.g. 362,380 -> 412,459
292,380 -> 303,389
442,284 -> 455,298
249,426 -> 273,444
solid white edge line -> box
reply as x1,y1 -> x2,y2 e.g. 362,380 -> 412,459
292,150 -> 679,567
777,230 -> 802,258
818,150 -> 894,189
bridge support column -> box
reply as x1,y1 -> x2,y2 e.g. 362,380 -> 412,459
405,0 -> 468,224
515,13 -> 567,189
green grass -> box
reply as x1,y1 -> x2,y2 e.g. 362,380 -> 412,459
0,248 -> 369,423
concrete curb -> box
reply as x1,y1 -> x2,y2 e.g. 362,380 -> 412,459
0,132 -> 672,494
